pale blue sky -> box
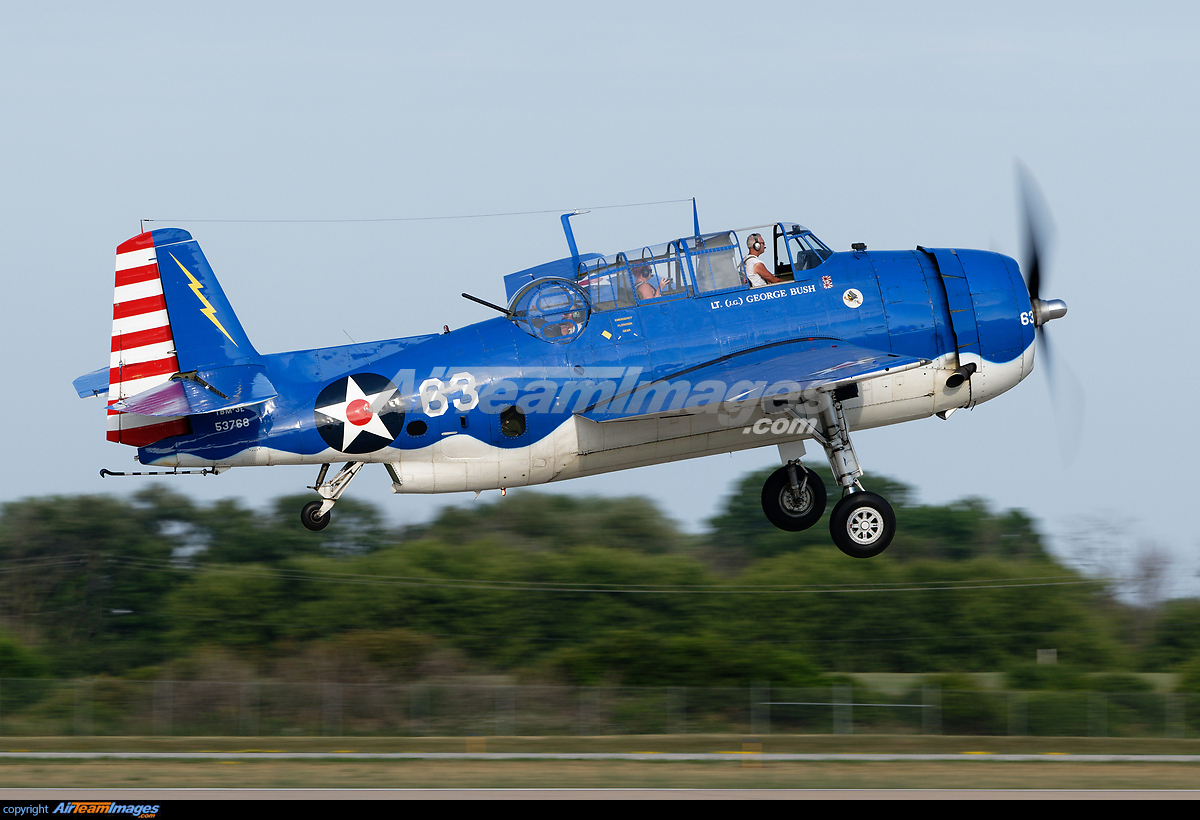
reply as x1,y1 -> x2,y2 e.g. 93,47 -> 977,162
4,2 -> 1198,593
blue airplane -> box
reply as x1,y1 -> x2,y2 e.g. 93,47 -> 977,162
74,194 -> 1067,558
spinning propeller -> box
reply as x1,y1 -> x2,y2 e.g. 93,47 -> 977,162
1017,161 -> 1082,462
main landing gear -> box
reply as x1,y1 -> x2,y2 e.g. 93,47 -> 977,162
761,395 -> 897,558
761,462 -> 826,532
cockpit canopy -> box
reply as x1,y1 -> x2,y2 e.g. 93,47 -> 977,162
504,222 -> 832,339
778,223 -> 834,275
575,239 -> 689,311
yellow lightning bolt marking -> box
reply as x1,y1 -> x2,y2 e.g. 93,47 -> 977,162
169,252 -> 237,346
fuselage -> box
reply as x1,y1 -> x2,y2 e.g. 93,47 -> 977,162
138,226 -> 1036,493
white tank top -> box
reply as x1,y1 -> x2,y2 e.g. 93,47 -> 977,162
744,254 -> 768,287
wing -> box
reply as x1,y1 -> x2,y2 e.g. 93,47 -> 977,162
582,338 -> 929,422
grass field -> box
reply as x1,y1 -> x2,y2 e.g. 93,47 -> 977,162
6,759 -> 1200,790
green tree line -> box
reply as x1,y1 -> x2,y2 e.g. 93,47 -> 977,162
0,466 -> 1196,690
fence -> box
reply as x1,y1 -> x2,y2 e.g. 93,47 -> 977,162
0,679 -> 1196,737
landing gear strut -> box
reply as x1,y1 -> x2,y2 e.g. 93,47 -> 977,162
301,461 -> 365,531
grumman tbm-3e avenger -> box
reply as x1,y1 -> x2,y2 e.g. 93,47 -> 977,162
74,194 -> 1068,558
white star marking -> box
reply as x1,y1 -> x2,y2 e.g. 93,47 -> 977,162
314,375 -> 398,451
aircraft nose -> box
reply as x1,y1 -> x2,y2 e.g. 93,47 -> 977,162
1033,298 -> 1067,326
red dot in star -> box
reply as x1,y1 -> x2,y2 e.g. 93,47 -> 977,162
346,399 -> 373,426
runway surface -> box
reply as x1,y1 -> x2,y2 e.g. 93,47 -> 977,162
2,751 -> 1200,762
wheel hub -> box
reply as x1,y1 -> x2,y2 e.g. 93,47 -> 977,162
846,507 -> 884,544
780,485 -> 812,517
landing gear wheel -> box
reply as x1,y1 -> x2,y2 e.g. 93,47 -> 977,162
762,465 -> 827,532
301,500 -> 331,532
829,492 -> 895,558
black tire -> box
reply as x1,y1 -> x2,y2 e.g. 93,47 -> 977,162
761,465 -> 827,532
301,500 -> 331,531
829,492 -> 895,558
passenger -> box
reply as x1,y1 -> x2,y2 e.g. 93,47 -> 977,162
633,264 -> 661,300
547,309 -> 584,339
744,233 -> 784,287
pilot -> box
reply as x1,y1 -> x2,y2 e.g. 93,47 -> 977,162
744,233 -> 784,287
633,264 -> 661,300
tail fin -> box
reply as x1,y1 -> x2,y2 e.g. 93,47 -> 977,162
107,228 -> 261,446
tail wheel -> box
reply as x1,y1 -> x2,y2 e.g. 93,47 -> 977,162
829,492 -> 895,558
761,465 -> 827,532
301,500 -> 331,531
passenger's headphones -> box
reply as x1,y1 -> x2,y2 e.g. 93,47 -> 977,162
748,234 -> 764,252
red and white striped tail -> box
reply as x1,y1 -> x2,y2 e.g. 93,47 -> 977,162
107,233 -> 190,446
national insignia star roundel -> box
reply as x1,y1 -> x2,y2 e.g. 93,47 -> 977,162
314,373 -> 405,454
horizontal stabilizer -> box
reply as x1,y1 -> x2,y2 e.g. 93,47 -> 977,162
110,379 -> 190,416
73,366 -> 109,398
109,364 -> 277,417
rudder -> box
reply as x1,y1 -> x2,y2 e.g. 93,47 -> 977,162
107,228 -> 260,446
